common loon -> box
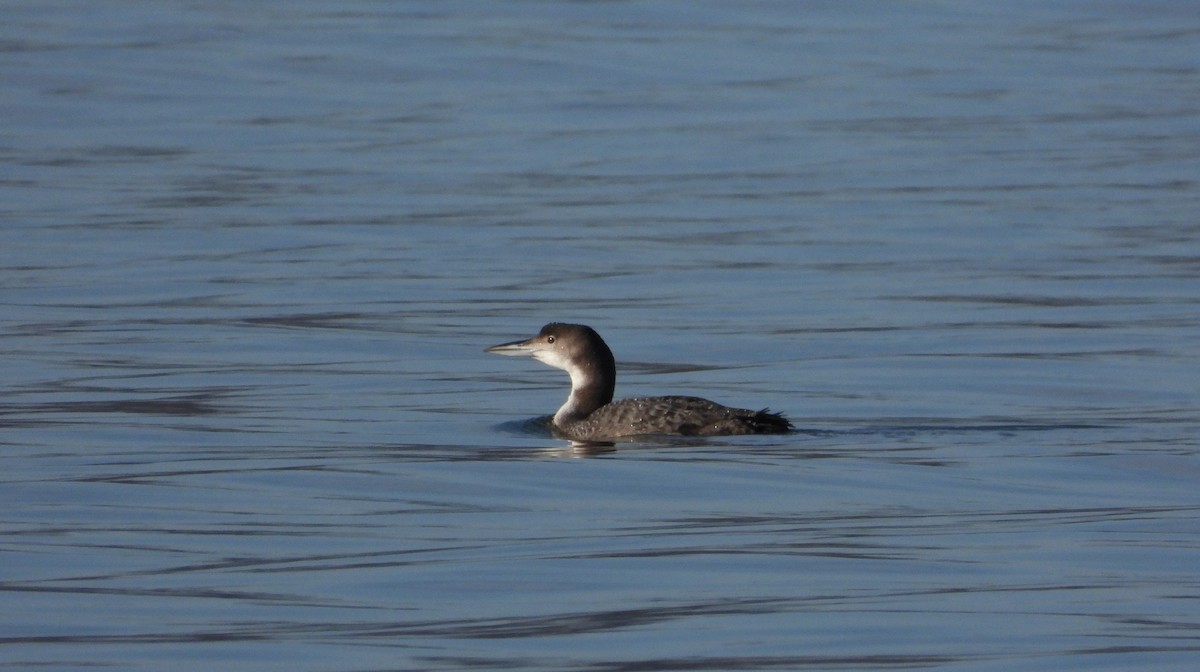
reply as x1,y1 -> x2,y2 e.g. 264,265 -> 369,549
486,323 -> 792,441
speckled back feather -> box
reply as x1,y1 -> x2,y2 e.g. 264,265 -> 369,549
554,395 -> 792,441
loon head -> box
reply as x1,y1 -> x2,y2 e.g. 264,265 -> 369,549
486,323 -> 617,423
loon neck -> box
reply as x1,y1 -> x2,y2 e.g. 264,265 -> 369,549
553,349 -> 616,426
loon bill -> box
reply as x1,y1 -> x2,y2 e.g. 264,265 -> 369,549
485,322 -> 792,441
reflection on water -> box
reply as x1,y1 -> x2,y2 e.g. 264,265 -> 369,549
3,1 -> 1199,670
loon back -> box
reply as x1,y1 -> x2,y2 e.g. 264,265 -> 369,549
486,322 -> 792,441
557,395 -> 792,441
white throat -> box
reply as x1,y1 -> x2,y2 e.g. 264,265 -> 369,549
535,352 -> 597,425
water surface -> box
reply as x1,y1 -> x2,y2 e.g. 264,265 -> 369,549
3,1 -> 1199,670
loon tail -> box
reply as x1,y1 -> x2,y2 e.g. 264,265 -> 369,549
749,408 -> 793,434
686,407 -> 793,436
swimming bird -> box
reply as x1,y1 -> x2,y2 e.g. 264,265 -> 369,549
486,323 -> 792,441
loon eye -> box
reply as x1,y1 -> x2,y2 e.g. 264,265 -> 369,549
546,335 -> 555,344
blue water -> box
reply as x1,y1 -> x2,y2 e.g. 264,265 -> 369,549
3,1 -> 1199,670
